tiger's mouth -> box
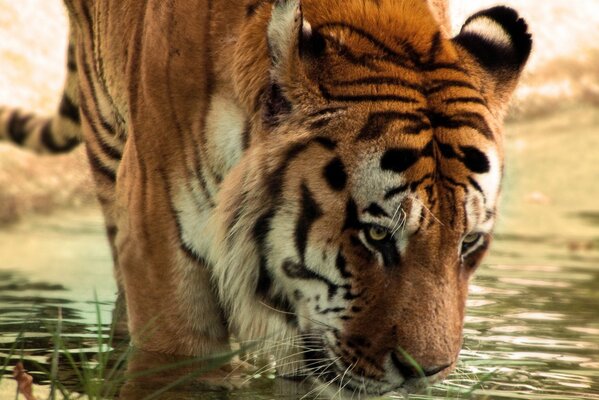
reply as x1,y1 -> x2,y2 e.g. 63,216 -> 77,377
293,333 -> 436,397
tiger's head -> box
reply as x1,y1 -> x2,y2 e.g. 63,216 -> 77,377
212,0 -> 531,396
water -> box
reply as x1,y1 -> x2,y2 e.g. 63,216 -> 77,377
1,110 -> 598,399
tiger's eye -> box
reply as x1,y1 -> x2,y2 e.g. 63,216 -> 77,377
368,226 -> 389,241
463,233 -> 481,245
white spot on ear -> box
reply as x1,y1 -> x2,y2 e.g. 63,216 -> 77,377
462,16 -> 512,48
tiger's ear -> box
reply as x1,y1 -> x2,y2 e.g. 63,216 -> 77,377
453,7 -> 532,104
264,0 -> 325,126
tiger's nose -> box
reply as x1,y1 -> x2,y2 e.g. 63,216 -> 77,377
390,352 -> 451,379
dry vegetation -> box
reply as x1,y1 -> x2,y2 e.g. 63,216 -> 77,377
0,146 -> 94,224
0,1 -> 597,225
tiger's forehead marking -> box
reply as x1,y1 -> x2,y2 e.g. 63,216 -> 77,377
348,135 -> 501,232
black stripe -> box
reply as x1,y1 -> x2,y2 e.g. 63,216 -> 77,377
67,45 -> 77,72
241,120 -> 251,150
445,184 -> 458,226
428,111 -> 493,139
409,173 -> 434,191
421,62 -> 466,73
246,2 -> 258,17
437,140 -> 459,159
439,173 -> 468,191
58,95 -> 81,124
80,3 -> 93,41
384,173 -> 434,200
86,148 -> 116,182
313,136 -> 337,150
444,97 -> 487,106
265,136 -> 335,200
191,162 -> 216,209
394,36 -> 422,65
80,59 -> 118,136
316,23 -> 412,67
282,260 -> 348,300
363,203 -> 389,218
6,112 -> 31,145
106,225 -> 117,240
256,258 -> 273,298
321,34 -> 389,71
295,183 -> 323,262
323,157 -> 347,191
342,198 -> 360,231
380,148 -> 420,173
438,141 -> 491,175
253,210 -> 275,247
79,99 -> 122,160
318,24 -> 465,73
317,307 -> 345,315
468,176 -> 485,197
251,140 -> 320,294
426,32 -> 442,63
380,240 -> 400,268
266,142 -> 309,199
185,180 -> 212,214
356,111 -> 425,141
158,168 -> 215,266
320,84 -> 419,104
335,251 -> 352,278
331,77 -> 424,94
384,183 -> 410,200
40,121 -> 80,152
460,145 -> 491,173
253,211 -> 297,324
256,258 -> 297,325
426,79 -> 477,95
344,287 -> 366,301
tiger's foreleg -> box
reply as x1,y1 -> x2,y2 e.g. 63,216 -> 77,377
111,149 -> 232,356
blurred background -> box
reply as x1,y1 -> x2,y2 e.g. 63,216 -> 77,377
0,1 -> 598,399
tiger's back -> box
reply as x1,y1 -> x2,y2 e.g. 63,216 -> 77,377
0,0 -> 531,395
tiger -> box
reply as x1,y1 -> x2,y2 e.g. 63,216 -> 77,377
0,0 -> 531,396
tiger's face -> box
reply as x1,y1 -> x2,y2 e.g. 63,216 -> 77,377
213,0 -> 530,396
254,103 -> 501,393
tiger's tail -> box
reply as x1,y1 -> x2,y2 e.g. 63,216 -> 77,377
0,35 -> 81,154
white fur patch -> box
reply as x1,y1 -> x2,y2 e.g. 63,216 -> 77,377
462,16 -> 512,48
267,0 -> 301,65
205,93 -> 246,176
475,145 -> 501,208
